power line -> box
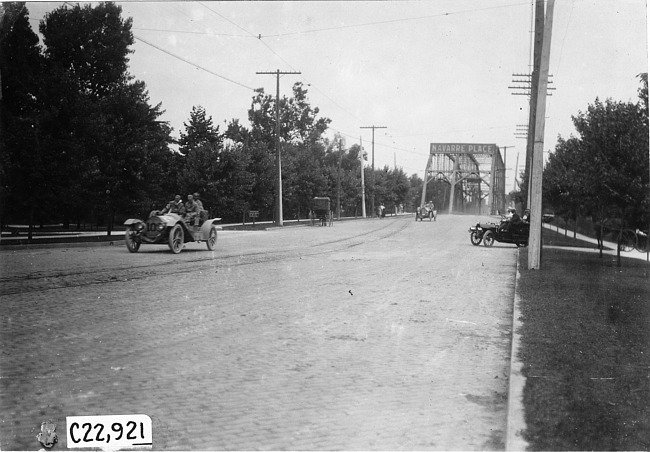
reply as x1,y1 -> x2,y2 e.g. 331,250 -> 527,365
132,27 -> 249,37
196,2 -> 362,125
133,34 -> 255,91
262,2 -> 530,38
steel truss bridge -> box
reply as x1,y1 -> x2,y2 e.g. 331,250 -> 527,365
420,143 -> 506,215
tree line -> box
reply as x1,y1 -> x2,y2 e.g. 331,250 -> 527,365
510,74 -> 649,235
1,2 -> 423,234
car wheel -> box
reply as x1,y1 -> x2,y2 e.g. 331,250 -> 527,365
206,226 -> 217,251
470,231 -> 482,246
168,224 -> 184,254
483,230 -> 495,247
125,228 -> 141,253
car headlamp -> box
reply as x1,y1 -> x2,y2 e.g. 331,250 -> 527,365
157,223 -> 165,231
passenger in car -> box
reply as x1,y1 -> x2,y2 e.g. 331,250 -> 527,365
160,195 -> 185,215
501,208 -> 521,232
193,192 -> 208,224
184,194 -> 200,225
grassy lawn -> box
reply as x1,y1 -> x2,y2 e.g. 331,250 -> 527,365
517,229 -> 650,450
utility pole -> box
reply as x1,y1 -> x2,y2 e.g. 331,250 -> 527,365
501,145 -> 515,214
360,125 -> 387,217
360,136 -> 367,218
528,0 -> 555,270
501,145 -> 515,199
513,152 -> 520,192
527,0 -> 546,211
337,139 -> 343,220
256,69 -> 301,226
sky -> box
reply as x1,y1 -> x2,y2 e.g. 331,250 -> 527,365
23,0 -> 649,189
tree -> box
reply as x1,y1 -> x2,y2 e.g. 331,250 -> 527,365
177,106 -> 257,222
247,82 -> 331,220
29,2 -> 173,232
177,106 -> 222,211
39,2 -> 134,99
570,97 -> 648,228
0,2 -> 49,234
542,78 -> 649,261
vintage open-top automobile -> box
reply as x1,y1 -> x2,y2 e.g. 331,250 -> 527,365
468,217 -> 529,247
123,213 -> 222,253
415,204 -> 437,221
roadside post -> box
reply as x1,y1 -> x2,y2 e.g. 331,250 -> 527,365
248,210 -> 259,226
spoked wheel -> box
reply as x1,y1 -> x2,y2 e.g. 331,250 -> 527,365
635,233 -> 649,253
470,231 -> 482,246
206,226 -> 217,251
483,230 -> 495,247
618,229 -> 637,252
168,224 -> 184,254
125,228 -> 141,253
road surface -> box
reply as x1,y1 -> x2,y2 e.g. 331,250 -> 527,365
0,214 -> 519,450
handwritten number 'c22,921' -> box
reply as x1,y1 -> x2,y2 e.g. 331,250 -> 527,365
69,421 -> 145,444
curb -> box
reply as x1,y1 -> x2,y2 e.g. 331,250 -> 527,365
506,249 -> 529,451
0,238 -> 123,251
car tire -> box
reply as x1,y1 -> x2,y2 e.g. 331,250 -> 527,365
168,224 -> 184,254
483,230 -> 495,247
125,228 -> 141,253
470,231 -> 482,246
206,226 -> 217,251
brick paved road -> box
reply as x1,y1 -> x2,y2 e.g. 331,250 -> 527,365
1,214 -> 518,450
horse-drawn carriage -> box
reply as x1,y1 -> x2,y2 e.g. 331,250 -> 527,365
309,197 -> 333,227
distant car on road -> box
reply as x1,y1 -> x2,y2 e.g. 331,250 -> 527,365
415,204 -> 437,221
123,213 -> 221,254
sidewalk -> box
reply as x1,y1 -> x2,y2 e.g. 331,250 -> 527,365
543,222 -> 650,262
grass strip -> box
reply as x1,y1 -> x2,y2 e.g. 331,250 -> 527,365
517,232 -> 649,450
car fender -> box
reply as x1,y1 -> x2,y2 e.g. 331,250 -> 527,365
200,218 -> 223,236
124,218 -> 145,227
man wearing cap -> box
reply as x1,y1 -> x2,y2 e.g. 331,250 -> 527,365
193,192 -> 208,223
184,194 -> 200,225
160,195 -> 185,215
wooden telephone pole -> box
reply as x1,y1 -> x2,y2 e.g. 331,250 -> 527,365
526,0 -> 546,211
528,0 -> 555,270
360,125 -> 387,216
360,136 -> 367,218
256,69 -> 301,226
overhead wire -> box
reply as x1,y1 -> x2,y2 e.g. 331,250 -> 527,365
45,1 -> 528,172
262,2 -> 531,38
197,1 -> 364,125
133,34 -> 255,91
132,27 -> 249,37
